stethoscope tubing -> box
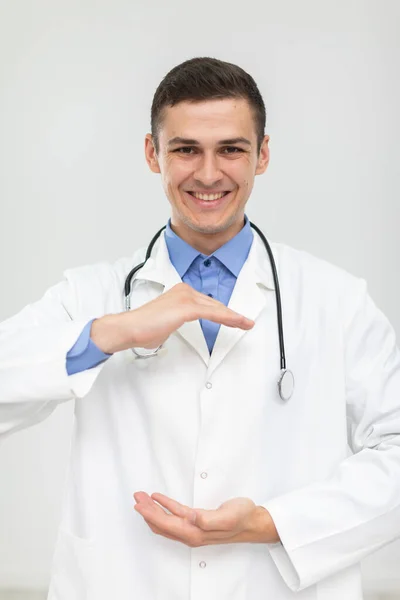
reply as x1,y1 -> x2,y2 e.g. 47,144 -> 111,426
123,222 -> 294,400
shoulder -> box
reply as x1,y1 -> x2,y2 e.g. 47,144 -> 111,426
60,246 -> 147,316
63,247 -> 146,285
272,240 -> 363,289
270,240 -> 367,323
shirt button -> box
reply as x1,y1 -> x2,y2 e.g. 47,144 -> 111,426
204,259 -> 211,267
199,561 -> 207,568
200,472 -> 208,479
207,293 -> 213,298
205,382 -> 212,389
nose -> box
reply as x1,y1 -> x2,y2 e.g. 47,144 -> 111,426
193,152 -> 223,188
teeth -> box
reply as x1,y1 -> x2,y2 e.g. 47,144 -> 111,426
191,192 -> 227,201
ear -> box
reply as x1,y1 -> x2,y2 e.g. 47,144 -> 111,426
145,134 -> 161,174
255,135 -> 270,176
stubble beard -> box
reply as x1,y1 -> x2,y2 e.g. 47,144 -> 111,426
178,206 -> 242,235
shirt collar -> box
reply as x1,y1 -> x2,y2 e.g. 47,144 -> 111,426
164,215 -> 254,278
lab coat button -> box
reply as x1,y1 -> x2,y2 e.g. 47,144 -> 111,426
199,561 -> 207,568
205,382 -> 212,389
200,472 -> 208,479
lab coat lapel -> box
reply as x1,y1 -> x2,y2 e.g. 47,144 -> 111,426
207,233 -> 276,377
134,232 -> 210,367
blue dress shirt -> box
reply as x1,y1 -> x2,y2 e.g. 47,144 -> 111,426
66,215 -> 254,375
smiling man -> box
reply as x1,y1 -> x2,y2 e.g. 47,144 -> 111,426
1,57 -> 400,600
145,95 -> 268,252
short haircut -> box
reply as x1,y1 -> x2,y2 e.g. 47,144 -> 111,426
151,57 -> 266,153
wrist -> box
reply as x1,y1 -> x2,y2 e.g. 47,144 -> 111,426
251,506 -> 280,544
90,314 -> 130,354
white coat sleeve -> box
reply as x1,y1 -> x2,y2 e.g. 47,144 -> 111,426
0,277 -> 108,441
261,277 -> 400,591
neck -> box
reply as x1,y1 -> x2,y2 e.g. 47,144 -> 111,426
170,217 -> 245,255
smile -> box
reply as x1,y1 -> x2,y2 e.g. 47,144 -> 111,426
187,191 -> 230,202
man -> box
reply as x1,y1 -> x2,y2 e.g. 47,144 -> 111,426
1,57 -> 400,600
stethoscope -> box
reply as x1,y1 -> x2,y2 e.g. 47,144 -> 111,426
124,222 -> 295,401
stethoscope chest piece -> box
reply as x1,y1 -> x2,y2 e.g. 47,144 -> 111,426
278,369 -> 295,401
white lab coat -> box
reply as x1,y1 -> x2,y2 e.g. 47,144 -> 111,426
1,231 -> 400,600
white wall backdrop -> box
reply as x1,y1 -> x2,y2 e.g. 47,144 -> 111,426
0,0 -> 399,594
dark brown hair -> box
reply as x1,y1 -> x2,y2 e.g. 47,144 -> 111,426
151,57 -> 266,154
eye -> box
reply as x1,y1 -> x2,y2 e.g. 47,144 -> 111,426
174,147 -> 196,154
221,147 -> 244,154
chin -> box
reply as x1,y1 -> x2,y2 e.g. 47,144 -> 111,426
182,212 -> 239,235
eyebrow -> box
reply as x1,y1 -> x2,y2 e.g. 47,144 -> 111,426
167,136 -> 252,147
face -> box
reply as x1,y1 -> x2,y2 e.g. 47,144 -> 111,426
145,97 -> 269,248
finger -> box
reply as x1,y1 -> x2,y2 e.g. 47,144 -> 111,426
151,493 -> 197,523
148,518 -> 236,545
140,505 -> 242,545
134,491 -> 158,507
188,291 -> 255,329
187,295 -> 254,329
149,522 -> 231,544
194,508 -> 235,532
197,306 -> 255,330
148,494 -> 234,533
134,492 -> 169,516
137,503 -> 198,541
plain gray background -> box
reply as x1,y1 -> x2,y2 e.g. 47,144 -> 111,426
0,0 -> 399,596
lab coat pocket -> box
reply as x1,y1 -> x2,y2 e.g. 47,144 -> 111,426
48,528 -> 95,600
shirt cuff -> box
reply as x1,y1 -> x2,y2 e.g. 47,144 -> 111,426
66,318 -> 112,375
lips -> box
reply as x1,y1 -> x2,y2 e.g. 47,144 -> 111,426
186,191 -> 230,200
184,190 -> 232,209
